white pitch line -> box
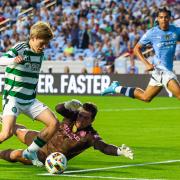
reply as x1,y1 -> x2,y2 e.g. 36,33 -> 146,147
64,159 -> 180,174
52,174 -> 164,180
100,107 -> 180,112
38,174 -> 163,180
39,159 -> 180,176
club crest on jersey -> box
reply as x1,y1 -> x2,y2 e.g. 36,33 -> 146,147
23,51 -> 31,62
79,131 -> 86,137
165,34 -> 170,40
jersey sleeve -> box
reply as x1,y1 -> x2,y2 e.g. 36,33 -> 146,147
55,103 -> 78,120
138,29 -> 152,46
87,128 -> 102,146
88,129 -> 118,156
3,42 -> 22,58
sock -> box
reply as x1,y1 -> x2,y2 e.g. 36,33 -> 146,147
115,86 -> 122,93
27,137 -> 46,152
115,86 -> 135,98
117,147 -> 122,156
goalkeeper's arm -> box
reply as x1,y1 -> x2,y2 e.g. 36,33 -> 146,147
55,99 -> 82,119
94,140 -> 133,159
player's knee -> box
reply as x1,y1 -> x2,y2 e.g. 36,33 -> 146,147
10,150 -> 22,160
0,131 -> 13,141
49,118 -> 59,131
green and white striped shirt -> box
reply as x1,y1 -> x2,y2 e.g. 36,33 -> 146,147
3,41 -> 44,105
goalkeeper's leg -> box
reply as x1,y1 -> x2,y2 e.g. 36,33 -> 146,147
7,120 -> 40,145
0,149 -> 32,165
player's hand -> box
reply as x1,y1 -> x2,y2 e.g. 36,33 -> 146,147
64,99 -> 82,111
118,144 -> 133,160
14,56 -> 24,64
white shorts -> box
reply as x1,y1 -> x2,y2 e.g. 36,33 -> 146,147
2,97 -> 48,119
148,68 -> 178,87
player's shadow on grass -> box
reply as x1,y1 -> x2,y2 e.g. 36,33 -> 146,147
0,163 -> 25,168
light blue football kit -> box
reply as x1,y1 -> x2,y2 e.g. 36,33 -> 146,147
101,25 -> 180,97
139,25 -> 180,87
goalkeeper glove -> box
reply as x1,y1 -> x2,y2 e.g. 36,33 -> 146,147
117,144 -> 133,160
64,99 -> 82,111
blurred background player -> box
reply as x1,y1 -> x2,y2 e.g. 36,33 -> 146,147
0,99 -> 133,166
0,21 -> 58,164
102,7 -> 180,102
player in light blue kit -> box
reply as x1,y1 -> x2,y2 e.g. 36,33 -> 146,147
102,7 -> 180,102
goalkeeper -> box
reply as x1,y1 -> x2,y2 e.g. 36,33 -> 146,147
0,99 -> 133,166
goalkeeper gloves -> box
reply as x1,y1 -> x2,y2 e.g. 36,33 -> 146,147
117,144 -> 133,160
64,99 -> 83,111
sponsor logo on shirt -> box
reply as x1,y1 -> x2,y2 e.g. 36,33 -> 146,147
157,40 -> 176,48
63,124 -> 81,141
156,36 -> 162,39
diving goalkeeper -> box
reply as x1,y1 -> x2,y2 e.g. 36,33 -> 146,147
0,99 -> 133,166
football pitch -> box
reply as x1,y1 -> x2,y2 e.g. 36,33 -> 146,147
0,95 -> 180,180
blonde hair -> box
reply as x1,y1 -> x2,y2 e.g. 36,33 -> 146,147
30,21 -> 53,40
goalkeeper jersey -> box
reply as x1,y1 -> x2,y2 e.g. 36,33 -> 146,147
3,41 -> 44,105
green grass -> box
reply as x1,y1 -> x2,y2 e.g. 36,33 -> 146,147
0,95 -> 180,180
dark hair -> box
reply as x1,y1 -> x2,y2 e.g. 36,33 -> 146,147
157,7 -> 171,17
83,103 -> 98,120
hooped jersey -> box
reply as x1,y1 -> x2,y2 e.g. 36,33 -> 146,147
3,41 -> 44,105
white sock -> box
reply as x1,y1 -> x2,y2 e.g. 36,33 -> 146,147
115,86 -> 122,93
27,141 -> 40,152
117,148 -> 122,156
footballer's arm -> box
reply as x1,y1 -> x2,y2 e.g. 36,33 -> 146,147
0,56 -> 24,65
134,43 -> 154,71
93,139 -> 133,159
94,139 -> 120,156
55,103 -> 77,119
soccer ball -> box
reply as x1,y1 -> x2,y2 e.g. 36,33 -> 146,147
45,152 -> 67,174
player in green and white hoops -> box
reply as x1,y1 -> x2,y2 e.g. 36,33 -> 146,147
0,21 -> 58,166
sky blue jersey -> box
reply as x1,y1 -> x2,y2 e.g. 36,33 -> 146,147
139,25 -> 180,71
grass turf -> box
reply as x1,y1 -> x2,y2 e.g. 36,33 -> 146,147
0,95 -> 180,180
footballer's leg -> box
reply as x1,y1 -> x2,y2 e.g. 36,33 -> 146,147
0,98 -> 21,143
0,115 -> 16,143
0,149 -> 32,165
23,111 -> 58,161
34,108 -> 58,142
14,125 -> 39,145
102,81 -> 162,102
15,128 -> 44,167
167,79 -> 180,100
22,100 -> 58,161
133,85 -> 162,102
